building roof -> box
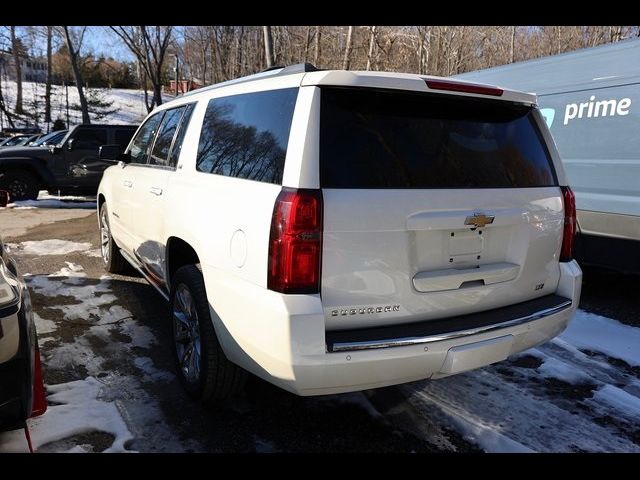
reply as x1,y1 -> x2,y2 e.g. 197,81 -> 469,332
455,37 -> 640,95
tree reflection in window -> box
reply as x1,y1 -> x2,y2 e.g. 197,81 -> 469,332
196,88 -> 298,185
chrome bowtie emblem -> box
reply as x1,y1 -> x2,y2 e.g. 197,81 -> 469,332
464,213 -> 495,228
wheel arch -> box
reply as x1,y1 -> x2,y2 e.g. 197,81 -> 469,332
0,158 -> 53,188
166,237 -> 200,291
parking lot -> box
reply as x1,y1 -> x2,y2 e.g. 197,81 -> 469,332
1,200 -> 639,453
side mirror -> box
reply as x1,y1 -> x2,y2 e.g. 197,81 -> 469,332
66,138 -> 75,151
99,144 -> 130,163
50,144 -> 63,154
0,190 -> 9,207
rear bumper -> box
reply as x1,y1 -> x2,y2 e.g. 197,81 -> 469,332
206,260 -> 582,396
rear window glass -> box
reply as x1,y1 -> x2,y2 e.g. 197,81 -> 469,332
196,88 -> 298,185
320,88 -> 557,188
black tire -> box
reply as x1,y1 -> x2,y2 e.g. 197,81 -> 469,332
99,204 -> 129,274
0,170 -> 39,201
170,265 -> 246,407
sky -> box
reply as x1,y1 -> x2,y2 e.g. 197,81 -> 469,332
3,26 -> 157,62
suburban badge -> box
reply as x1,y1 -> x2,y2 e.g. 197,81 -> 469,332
331,305 -> 401,317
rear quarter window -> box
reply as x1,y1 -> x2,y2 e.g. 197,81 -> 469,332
196,88 -> 298,185
320,88 -> 557,189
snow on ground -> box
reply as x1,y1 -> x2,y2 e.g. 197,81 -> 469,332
13,239 -> 92,256
1,80 -> 172,128
561,310 -> 640,367
33,312 -> 57,335
0,260 -> 200,453
404,309 -> 640,452
0,378 -> 134,453
1,190 -> 98,211
9,199 -> 97,210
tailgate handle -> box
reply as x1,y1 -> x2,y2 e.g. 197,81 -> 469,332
413,262 -> 519,293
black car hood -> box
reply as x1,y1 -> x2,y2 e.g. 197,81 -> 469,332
0,146 -> 50,158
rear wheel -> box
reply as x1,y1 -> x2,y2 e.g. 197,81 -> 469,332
99,204 -> 129,274
170,265 -> 246,407
0,171 -> 39,201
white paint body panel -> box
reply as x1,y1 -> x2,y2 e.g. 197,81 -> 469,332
98,68 -> 582,395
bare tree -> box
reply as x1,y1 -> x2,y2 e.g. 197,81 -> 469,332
45,26 -> 53,124
0,79 -> 15,128
342,26 -> 355,70
313,26 -> 322,66
61,26 -> 90,124
303,26 -> 312,62
110,26 -> 173,111
263,26 -> 274,68
366,26 -> 377,71
510,26 -> 516,63
10,27 -> 23,114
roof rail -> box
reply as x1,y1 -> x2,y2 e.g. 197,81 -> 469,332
180,63 -> 321,99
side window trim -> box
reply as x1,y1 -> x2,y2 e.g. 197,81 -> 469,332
167,103 -> 196,168
164,108 -> 187,168
145,111 -> 166,166
128,110 -> 165,165
167,102 -> 197,170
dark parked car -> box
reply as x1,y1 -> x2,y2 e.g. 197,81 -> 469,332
27,130 -> 68,147
0,124 -> 137,200
0,234 -> 47,434
0,135 -> 41,149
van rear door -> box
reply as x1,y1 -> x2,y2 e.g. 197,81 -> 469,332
319,88 -> 564,330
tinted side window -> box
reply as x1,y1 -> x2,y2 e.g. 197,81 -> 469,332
129,112 -> 164,164
196,88 -> 298,184
73,128 -> 108,150
168,103 -> 196,167
320,88 -> 557,188
115,129 -> 136,149
150,107 -> 185,167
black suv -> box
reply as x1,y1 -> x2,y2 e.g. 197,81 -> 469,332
0,124 -> 137,200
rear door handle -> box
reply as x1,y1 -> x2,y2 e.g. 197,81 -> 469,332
123,180 -> 133,188
149,187 -> 163,196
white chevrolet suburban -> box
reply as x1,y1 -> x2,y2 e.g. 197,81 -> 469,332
97,63 -> 582,405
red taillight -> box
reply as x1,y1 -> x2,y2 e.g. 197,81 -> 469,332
560,186 -> 577,262
268,188 -> 323,294
425,79 -> 503,97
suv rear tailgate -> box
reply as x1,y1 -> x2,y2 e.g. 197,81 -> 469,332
318,87 -> 563,331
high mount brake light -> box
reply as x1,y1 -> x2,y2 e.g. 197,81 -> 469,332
425,79 -> 504,97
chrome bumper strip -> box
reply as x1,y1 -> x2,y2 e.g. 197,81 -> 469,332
331,300 -> 573,352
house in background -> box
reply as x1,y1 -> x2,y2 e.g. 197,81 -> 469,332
0,50 -> 47,83
165,78 -> 203,95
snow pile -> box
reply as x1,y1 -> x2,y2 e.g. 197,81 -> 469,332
11,199 -> 97,210
0,377 -> 135,453
16,239 -> 92,256
33,312 -> 57,335
5,190 -> 97,210
49,262 -> 87,278
404,309 -> 640,453
2,260 -> 195,453
561,310 -> 640,367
